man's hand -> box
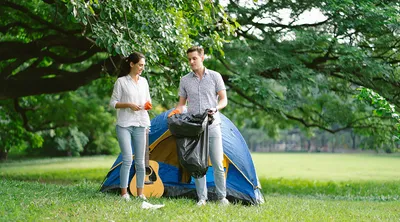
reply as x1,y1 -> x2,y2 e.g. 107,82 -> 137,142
144,101 -> 152,110
168,109 -> 181,118
207,107 -> 218,115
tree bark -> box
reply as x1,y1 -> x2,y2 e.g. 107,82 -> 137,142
351,131 -> 357,150
0,149 -> 8,161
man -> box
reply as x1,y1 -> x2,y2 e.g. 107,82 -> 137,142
169,46 -> 229,206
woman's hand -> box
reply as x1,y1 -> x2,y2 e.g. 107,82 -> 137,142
144,101 -> 152,110
129,103 -> 142,111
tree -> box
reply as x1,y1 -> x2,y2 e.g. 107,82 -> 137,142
214,0 -> 399,150
1,0 -> 399,159
0,78 -> 120,160
0,0 -> 236,160
0,0 -> 115,99
0,0 -> 235,100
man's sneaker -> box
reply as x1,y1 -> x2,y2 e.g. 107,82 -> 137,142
196,199 -> 207,206
219,198 -> 230,206
138,194 -> 147,201
121,193 -> 131,201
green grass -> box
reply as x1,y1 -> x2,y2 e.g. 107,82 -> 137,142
1,153 -> 400,221
0,156 -> 114,183
252,153 -> 400,181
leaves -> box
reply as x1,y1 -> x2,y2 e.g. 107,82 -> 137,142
356,87 -> 400,143
215,0 -> 400,150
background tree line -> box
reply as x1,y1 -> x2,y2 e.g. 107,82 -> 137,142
1,0 -> 399,160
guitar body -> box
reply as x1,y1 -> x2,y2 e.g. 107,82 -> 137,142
129,160 -> 164,198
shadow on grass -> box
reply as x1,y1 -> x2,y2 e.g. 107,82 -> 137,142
0,168 -> 106,185
260,178 -> 400,201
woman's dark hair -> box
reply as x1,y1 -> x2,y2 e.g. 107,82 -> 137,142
120,52 -> 145,76
127,52 -> 145,64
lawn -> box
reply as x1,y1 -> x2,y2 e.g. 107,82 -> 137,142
252,153 -> 400,181
1,153 -> 400,221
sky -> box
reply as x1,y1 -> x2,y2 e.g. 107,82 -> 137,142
219,0 -> 328,24
218,0 -> 328,40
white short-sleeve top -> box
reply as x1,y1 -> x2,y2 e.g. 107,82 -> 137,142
109,75 -> 151,127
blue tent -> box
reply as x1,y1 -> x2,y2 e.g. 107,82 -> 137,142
100,110 -> 264,205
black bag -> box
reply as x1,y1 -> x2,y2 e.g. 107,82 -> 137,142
167,112 -> 212,178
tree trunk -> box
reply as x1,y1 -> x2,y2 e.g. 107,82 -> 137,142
331,137 -> 336,153
351,131 -> 356,150
321,133 -> 326,152
307,139 -> 312,152
0,149 -> 8,161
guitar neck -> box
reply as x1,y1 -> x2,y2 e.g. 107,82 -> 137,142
145,128 -> 150,168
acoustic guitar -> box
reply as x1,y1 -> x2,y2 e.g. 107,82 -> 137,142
130,128 -> 164,198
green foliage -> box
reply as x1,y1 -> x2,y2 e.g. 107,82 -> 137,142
0,0 -> 108,97
65,0 -> 238,104
68,77 -> 120,155
0,78 -> 119,158
356,87 -> 400,151
55,127 -> 88,156
0,100 -> 43,158
0,0 -> 238,158
357,87 -> 400,126
215,0 -> 400,149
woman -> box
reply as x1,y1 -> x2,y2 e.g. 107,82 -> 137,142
109,52 -> 152,200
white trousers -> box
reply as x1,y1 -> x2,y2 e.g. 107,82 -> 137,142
194,125 -> 226,200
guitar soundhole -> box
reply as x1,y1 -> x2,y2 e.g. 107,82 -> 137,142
145,167 -> 152,175
145,166 -> 157,184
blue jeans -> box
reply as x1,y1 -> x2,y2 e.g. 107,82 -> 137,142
116,125 -> 146,189
194,125 -> 226,200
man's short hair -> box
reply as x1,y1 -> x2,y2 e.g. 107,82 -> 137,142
186,46 -> 204,55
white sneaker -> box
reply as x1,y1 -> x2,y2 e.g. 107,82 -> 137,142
121,193 -> 131,201
219,198 -> 230,206
141,201 -> 165,210
138,194 -> 147,201
196,199 -> 207,206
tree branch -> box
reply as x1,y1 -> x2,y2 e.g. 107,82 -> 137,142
1,1 -> 80,35
0,55 -> 120,99
13,98 -> 33,131
1,35 -> 95,60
